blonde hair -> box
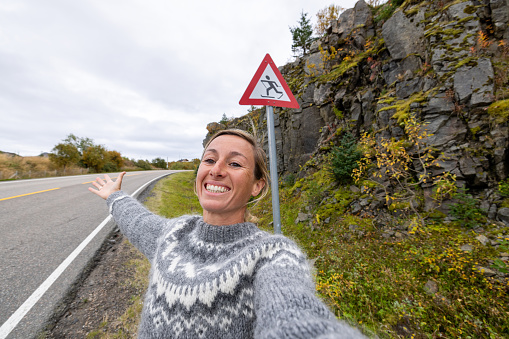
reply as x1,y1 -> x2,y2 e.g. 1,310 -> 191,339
199,129 -> 270,222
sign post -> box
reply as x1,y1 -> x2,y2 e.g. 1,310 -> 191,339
239,54 -> 299,234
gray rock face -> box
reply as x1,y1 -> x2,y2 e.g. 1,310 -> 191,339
382,9 -> 425,60
476,266 -> 498,277
423,91 -> 455,115
424,115 -> 466,147
331,0 -> 373,41
275,104 -> 325,173
459,156 -> 477,178
396,78 -> 423,98
491,0 -> 509,39
295,212 -> 312,224
429,1 -> 481,80
305,52 -> 325,76
205,0 -> 508,210
454,58 -> 494,106
498,208 -> 509,225
314,83 -> 333,105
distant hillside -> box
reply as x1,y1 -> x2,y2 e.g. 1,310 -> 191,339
0,150 -> 20,157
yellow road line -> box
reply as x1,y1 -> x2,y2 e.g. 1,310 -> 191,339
0,188 -> 61,201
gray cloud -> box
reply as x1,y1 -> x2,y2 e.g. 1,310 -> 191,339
0,0 -> 358,161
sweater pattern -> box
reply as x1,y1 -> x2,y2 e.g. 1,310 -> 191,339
142,215 -> 308,338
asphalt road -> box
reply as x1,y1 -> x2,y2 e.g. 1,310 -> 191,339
0,170 -> 178,339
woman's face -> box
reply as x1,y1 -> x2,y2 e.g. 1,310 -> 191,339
196,135 -> 265,225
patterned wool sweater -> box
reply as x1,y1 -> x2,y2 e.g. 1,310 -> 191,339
107,191 -> 365,339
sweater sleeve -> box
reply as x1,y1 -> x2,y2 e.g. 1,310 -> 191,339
106,191 -> 167,260
253,240 -> 366,339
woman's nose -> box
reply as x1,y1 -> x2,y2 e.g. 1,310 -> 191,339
210,160 -> 226,177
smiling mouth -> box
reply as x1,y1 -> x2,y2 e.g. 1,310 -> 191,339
205,184 -> 231,193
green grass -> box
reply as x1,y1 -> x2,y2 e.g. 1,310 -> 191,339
251,168 -> 509,338
143,171 -> 201,218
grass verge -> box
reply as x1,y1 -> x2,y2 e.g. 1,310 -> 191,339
251,167 -> 509,338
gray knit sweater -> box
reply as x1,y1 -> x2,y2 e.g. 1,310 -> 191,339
107,191 -> 365,339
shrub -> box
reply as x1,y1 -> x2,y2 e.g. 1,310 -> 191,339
315,5 -> 344,35
283,173 -> 296,187
330,133 -> 362,184
135,159 -> 152,170
151,157 -> 168,169
374,0 -> 405,23
107,151 -> 124,170
49,143 -> 80,170
82,145 -> 108,173
102,162 -> 118,172
352,114 -> 457,226
168,161 -> 197,170
449,188 -> 485,228
498,178 -> 509,197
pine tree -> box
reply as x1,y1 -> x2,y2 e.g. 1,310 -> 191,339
289,11 -> 314,57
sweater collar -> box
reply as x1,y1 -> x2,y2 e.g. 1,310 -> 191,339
196,218 -> 260,243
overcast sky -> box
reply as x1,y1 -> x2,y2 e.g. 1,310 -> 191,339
0,0 -> 358,161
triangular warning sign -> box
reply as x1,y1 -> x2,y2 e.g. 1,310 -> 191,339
239,54 -> 299,109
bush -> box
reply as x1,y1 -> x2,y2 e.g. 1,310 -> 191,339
449,188 -> 485,228
315,5 -> 343,35
330,133 -> 362,184
82,145 -> 108,173
374,0 -> 405,23
283,173 -> 296,187
102,162 -> 119,172
135,159 -> 152,170
168,161 -> 197,170
151,157 -> 168,169
498,178 -> 509,197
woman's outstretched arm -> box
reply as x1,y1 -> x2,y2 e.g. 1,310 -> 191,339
253,241 -> 366,339
89,172 -> 166,260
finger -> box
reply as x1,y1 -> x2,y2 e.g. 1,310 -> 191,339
88,186 -> 101,195
103,174 -> 112,183
96,177 -> 106,186
88,186 -> 108,200
115,171 -> 126,189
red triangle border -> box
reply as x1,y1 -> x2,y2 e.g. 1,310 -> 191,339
239,54 -> 300,109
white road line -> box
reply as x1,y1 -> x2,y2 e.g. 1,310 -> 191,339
0,215 -> 112,339
0,172 -> 172,339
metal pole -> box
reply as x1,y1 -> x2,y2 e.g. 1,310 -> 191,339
266,105 -> 282,234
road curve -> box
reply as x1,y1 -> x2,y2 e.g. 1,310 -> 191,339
0,170 -> 180,339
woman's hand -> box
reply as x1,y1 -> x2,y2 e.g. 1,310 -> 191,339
88,172 -> 126,200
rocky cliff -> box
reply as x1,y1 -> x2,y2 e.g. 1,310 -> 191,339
205,0 -> 509,218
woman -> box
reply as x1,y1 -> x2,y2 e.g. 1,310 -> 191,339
89,129 -> 365,339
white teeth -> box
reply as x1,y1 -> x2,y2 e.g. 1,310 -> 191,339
206,184 -> 230,193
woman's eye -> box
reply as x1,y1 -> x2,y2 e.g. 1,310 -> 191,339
230,162 -> 241,168
203,158 -> 215,164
